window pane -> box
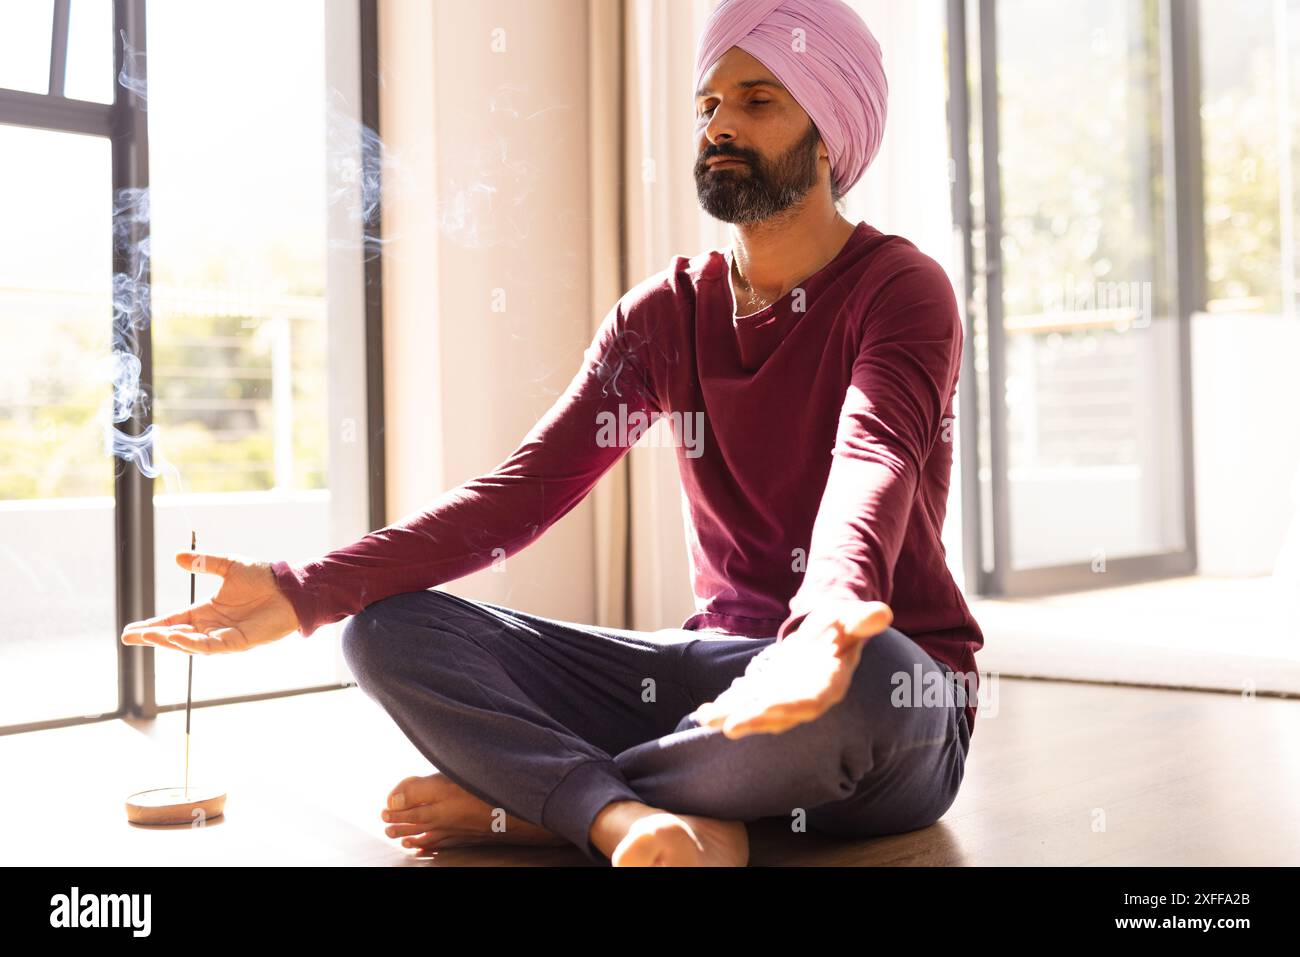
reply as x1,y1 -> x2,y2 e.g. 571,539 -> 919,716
0,0 -> 55,94
64,0 -> 115,104
1199,0 -> 1293,315
995,0 -> 1186,570
0,126 -> 117,727
144,0 -> 367,703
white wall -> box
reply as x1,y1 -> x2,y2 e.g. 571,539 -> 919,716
1191,312 -> 1300,578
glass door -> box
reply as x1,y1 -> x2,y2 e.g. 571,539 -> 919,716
952,0 -> 1197,596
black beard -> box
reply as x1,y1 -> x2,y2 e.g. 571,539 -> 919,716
694,122 -> 822,225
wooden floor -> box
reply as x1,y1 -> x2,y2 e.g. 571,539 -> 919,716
1,675 -> 1296,866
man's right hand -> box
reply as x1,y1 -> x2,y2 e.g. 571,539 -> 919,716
120,552 -> 302,655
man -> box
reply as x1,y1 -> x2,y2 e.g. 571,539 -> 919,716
122,0 -> 983,867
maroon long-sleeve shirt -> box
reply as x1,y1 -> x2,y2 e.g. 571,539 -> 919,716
271,220 -> 985,733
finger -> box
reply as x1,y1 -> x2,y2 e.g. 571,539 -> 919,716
121,624 -> 194,649
724,711 -> 815,738
160,630 -> 238,655
691,700 -> 741,727
722,715 -> 789,738
153,634 -> 199,653
723,691 -> 820,726
688,706 -> 723,727
146,624 -> 200,637
122,604 -> 200,636
841,602 -> 893,640
693,697 -> 773,730
698,668 -> 786,712
127,626 -> 235,656
719,696 -> 823,735
121,624 -> 184,648
175,551 -> 234,578
689,696 -> 721,718
717,700 -> 790,736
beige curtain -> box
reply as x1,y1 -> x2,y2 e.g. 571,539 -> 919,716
586,0 -> 631,628
378,0 -> 610,624
587,0 -> 724,630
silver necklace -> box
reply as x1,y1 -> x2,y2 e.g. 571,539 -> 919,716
731,257 -> 776,314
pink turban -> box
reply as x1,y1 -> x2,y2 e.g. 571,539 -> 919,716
694,0 -> 889,198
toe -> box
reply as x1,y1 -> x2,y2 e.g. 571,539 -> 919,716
382,803 -> 440,826
386,775 -> 419,810
387,773 -> 445,812
385,822 -> 432,839
402,829 -> 451,849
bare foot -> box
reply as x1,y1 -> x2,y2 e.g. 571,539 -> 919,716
592,800 -> 749,866
382,772 -> 568,852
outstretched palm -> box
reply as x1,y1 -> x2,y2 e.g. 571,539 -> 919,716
120,552 -> 301,655
690,600 -> 893,739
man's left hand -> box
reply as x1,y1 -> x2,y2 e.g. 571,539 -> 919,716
688,600 -> 894,739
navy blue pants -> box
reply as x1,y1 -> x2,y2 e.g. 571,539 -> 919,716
340,588 -> 970,863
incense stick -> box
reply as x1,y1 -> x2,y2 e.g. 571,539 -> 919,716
185,529 -> 195,800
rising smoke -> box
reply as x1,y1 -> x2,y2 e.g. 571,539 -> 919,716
104,31 -> 391,490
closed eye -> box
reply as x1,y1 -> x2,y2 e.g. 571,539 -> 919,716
699,99 -> 772,117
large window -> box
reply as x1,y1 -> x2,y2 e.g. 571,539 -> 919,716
952,0 -> 1196,596
0,125 -> 116,726
1200,0 -> 1299,317
953,0 -> 1300,598
0,0 -> 381,732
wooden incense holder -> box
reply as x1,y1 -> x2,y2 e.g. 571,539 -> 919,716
125,787 -> 226,826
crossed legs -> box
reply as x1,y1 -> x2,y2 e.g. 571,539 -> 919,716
340,588 -> 969,864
